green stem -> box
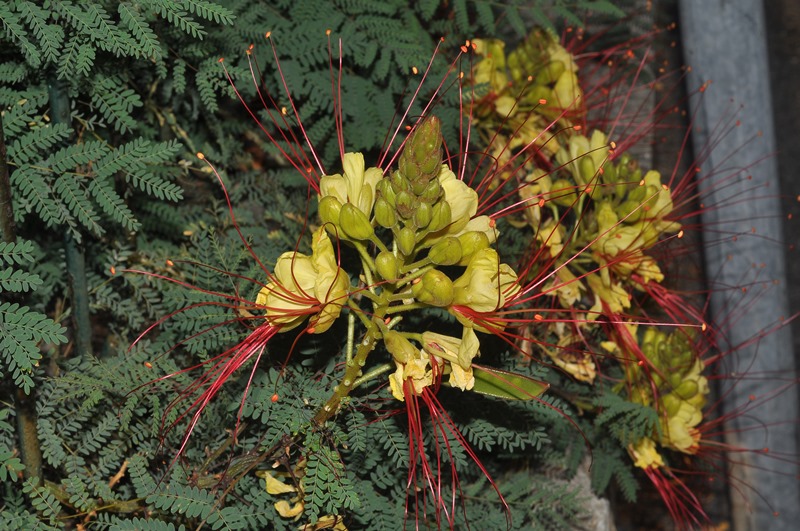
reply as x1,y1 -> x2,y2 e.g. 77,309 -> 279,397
312,311 -> 386,425
345,311 -> 355,364
385,302 -> 428,315
0,109 -> 44,485
352,363 -> 394,388
49,80 -> 93,361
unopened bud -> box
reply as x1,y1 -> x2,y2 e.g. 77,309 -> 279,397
374,197 -> 397,228
319,195 -> 342,227
457,231 -> 490,264
551,179 -> 576,207
339,202 -> 374,240
377,179 -> 397,206
674,380 -> 699,401
399,116 -> 442,186
428,236 -> 463,266
395,190 -> 415,219
414,201 -> 432,228
428,201 -> 452,233
411,269 -> 454,307
419,178 -> 443,203
375,250 -> 400,282
578,157 -> 596,183
396,226 -> 416,256
384,330 -> 417,364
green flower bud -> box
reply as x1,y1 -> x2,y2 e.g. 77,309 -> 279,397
374,197 -> 397,228
377,178 -> 397,206
412,269 -> 454,307
579,156 -> 596,182
339,202 -> 374,241
390,171 -> 409,195
457,231 -> 490,264
419,178 -> 443,203
318,195 -> 342,227
375,250 -> 399,282
384,330 -> 417,364
428,201 -> 452,233
551,179 -> 576,207
662,393 -> 681,417
396,226 -> 416,256
414,202 -> 432,229
674,380 -> 699,401
428,236 -> 463,266
399,116 -> 442,187
536,60 -> 565,85
395,190 -> 415,220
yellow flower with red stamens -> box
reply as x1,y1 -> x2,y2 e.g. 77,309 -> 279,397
257,226 -> 349,333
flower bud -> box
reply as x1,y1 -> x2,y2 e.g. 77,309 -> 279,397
536,59 -> 566,85
550,179 -> 576,207
579,156 -> 596,182
674,380 -> 699,401
457,231 -> 490,264
412,269 -> 454,307
374,197 -> 397,228
428,201 -> 452,233
376,178 -> 396,206
395,190 -> 415,220
414,202 -> 432,229
419,178 -> 443,203
375,250 -> 399,282
428,236 -> 463,266
384,330 -> 417,364
318,195 -> 342,227
399,116 -> 442,187
339,202 -> 374,240
396,226 -> 416,256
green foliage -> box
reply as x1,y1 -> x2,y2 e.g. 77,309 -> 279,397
0,0 -> 637,529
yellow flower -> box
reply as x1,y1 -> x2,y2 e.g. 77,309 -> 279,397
319,152 -> 383,216
629,438 -> 664,470
453,249 -> 519,310
556,130 -> 609,185
257,227 -> 349,333
437,166 -> 478,234
388,350 -> 440,401
422,327 -> 480,391
586,273 -> 631,315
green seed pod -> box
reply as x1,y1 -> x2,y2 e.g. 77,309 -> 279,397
339,202 -> 374,241
396,226 -> 416,256
374,197 -> 397,228
384,330 -> 417,364
414,202 -> 432,229
428,237 -> 463,266
457,231 -> 490,265
428,201 -> 452,233
411,269 -> 454,307
375,250 -> 399,282
318,195 -> 343,227
395,190 -> 415,220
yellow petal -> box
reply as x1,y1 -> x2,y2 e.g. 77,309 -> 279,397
275,499 -> 304,518
263,473 -> 297,495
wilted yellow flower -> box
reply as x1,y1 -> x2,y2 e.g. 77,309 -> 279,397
257,227 -> 349,333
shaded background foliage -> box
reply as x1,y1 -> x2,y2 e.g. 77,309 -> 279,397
8,0 -> 787,529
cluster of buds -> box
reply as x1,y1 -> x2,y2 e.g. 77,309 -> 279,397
625,328 -> 709,458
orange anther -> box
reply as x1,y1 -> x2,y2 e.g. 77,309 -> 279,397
144,361 -> 153,368
265,31 -> 272,38
538,98 -> 547,105
218,57 -> 224,63
534,314 -> 543,321
110,266 -> 116,275
271,393 -> 279,403
326,29 -> 331,36
166,259 -> 175,267
412,66 -> 418,75
197,152 -> 205,160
